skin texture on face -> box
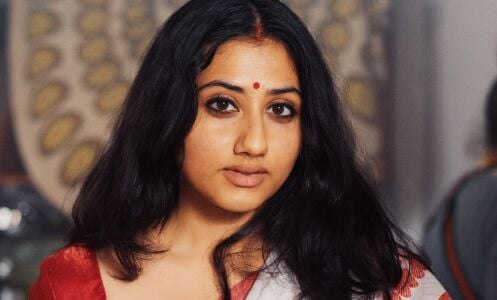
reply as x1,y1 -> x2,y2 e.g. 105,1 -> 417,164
181,38 -> 302,218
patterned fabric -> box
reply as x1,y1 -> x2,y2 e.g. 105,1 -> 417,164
30,245 -> 450,299
388,258 -> 450,300
248,254 -> 450,300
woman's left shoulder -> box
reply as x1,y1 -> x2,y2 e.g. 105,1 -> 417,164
387,257 -> 451,300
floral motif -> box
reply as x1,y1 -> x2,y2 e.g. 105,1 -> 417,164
438,292 -> 452,300
390,258 -> 426,300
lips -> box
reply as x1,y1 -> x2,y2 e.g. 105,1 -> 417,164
223,165 -> 268,188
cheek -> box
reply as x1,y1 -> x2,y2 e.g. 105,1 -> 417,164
182,116 -> 233,174
267,123 -> 301,176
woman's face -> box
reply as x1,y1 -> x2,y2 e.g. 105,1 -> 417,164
181,38 -> 302,216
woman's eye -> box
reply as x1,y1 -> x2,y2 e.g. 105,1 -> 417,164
206,97 -> 237,113
267,103 -> 295,117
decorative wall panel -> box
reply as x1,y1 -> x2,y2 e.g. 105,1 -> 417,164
8,0 -> 392,212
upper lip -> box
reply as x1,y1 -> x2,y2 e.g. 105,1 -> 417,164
224,165 -> 268,174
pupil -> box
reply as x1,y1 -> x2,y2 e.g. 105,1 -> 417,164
218,100 -> 229,110
273,105 -> 284,115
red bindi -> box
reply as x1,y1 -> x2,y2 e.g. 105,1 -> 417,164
253,82 -> 261,89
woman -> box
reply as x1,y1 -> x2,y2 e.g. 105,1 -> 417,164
30,0 -> 448,299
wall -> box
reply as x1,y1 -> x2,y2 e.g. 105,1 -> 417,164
389,0 -> 497,241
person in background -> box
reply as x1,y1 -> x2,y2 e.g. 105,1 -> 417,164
424,78 -> 497,300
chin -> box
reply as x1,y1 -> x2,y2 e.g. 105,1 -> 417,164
216,201 -> 262,215
181,179 -> 272,216
211,193 -> 267,215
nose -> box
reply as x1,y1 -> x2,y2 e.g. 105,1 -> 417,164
234,113 -> 268,157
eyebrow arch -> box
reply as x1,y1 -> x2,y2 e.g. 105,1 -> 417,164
269,87 -> 301,96
197,80 -> 301,96
197,80 -> 243,93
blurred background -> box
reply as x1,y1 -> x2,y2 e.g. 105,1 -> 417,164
1,0 -> 497,298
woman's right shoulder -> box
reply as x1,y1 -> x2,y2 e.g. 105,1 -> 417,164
37,244 -> 97,275
29,244 -> 106,300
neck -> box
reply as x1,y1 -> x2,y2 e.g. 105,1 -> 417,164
154,184 -> 254,258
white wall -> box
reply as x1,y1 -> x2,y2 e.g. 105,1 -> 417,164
390,0 -> 497,241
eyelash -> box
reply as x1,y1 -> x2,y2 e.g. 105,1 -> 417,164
205,96 -> 238,115
205,96 -> 297,119
268,103 -> 296,118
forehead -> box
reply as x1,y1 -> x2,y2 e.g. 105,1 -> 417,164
198,38 -> 300,88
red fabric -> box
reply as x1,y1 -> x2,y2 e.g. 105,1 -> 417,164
30,245 -> 106,300
230,272 -> 258,300
30,245 -> 257,300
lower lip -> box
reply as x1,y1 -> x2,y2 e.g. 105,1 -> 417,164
223,170 -> 267,188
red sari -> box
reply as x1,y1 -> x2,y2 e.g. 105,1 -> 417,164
30,245 -> 450,299
29,245 -> 257,300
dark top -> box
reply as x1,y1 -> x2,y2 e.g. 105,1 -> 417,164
424,168 -> 497,299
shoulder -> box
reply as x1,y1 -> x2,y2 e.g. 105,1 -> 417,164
458,169 -> 497,200
389,257 -> 450,300
249,254 -> 451,300
37,244 -> 99,281
455,170 -> 497,237
29,244 -> 106,300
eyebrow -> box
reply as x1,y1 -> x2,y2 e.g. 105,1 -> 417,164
197,80 -> 301,96
269,87 -> 301,96
198,80 -> 243,93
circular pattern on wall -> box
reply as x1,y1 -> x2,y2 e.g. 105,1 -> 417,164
31,81 -> 68,118
96,81 -> 130,113
77,9 -> 109,35
332,0 -> 361,19
39,113 -> 82,154
286,0 -> 314,20
319,21 -> 350,54
61,140 -> 101,185
28,10 -> 59,38
344,76 -> 377,124
125,20 -> 155,42
84,61 -> 120,90
125,3 -> 149,22
80,36 -> 111,63
122,0 -> 158,59
27,47 -> 60,78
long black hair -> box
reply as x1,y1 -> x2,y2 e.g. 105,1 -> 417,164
70,0 -> 414,298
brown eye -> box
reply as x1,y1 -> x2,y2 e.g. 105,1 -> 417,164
215,100 -> 230,111
268,103 -> 295,117
272,104 -> 285,115
206,96 -> 237,113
